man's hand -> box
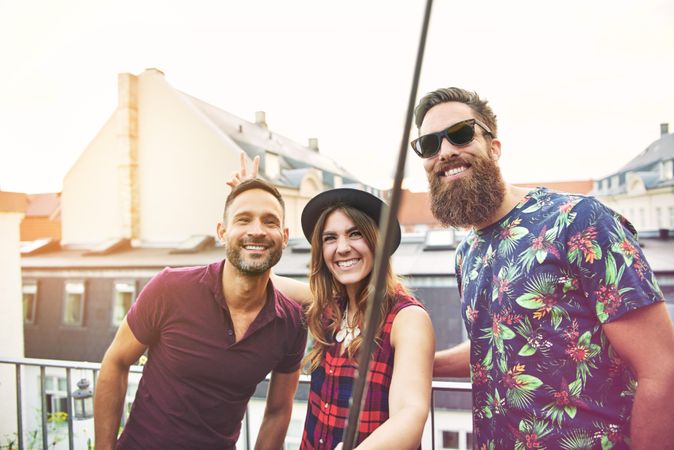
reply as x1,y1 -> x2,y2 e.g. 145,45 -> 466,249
227,152 -> 260,188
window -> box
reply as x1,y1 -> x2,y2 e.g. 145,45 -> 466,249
23,281 -> 37,324
595,179 -> 602,191
466,432 -> 474,449
44,376 -> 68,424
669,207 -> 674,228
113,281 -> 136,326
665,160 -> 673,180
63,281 -> 85,326
656,207 -> 662,229
442,430 -> 460,449
265,151 -> 280,179
660,160 -> 673,180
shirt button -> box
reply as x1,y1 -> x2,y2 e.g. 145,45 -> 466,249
324,403 -> 329,409
319,439 -> 324,444
329,369 -> 333,374
227,329 -> 233,336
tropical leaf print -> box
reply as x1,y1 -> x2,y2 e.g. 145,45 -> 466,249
470,244 -> 494,281
497,217 -> 529,256
565,331 -> 601,385
559,429 -> 595,450
515,316 -> 552,357
567,226 -> 602,265
595,423 -> 627,449
492,263 -> 520,303
608,221 -> 638,267
518,226 -> 561,271
542,378 -> 585,426
553,199 -> 580,232
513,417 -> 552,450
483,388 -> 506,419
458,189 -> 662,446
480,313 -> 516,355
503,364 -> 543,409
515,273 -> 569,329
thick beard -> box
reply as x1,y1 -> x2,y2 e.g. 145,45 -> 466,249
226,240 -> 282,275
428,154 -> 506,228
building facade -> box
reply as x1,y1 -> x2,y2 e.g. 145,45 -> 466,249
593,124 -> 674,235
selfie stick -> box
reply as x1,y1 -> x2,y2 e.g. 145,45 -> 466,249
340,0 -> 434,448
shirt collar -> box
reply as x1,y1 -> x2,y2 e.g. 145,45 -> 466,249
200,259 -> 286,319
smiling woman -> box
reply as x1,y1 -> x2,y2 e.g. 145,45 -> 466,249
297,188 -> 434,450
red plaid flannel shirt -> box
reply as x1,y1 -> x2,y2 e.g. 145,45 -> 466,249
300,292 -> 424,449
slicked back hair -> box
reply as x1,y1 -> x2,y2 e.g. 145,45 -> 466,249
414,87 -> 498,137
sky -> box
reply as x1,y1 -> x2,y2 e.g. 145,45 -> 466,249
1,0 -> 673,194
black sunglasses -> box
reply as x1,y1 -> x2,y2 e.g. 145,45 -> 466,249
410,119 -> 493,159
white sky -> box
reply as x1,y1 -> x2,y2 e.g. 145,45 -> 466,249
1,0 -> 673,194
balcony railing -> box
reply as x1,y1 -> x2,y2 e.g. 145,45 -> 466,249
0,356 -> 471,450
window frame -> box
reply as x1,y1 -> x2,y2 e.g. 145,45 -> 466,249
62,280 -> 86,327
23,280 -> 38,324
112,280 -> 137,326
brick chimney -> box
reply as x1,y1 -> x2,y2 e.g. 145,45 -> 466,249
308,138 -> 319,152
117,73 -> 140,241
661,123 -> 669,136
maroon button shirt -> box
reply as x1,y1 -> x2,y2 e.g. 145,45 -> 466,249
117,260 -> 307,450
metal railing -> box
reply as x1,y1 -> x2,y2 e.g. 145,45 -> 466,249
0,356 -> 471,450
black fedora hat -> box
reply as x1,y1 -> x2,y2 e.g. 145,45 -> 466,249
301,188 -> 401,254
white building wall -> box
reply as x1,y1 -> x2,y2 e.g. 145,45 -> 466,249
0,205 -> 25,440
61,112 -> 126,245
600,189 -> 674,232
135,70 -> 244,244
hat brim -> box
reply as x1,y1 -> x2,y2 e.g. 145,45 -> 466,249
301,188 -> 401,254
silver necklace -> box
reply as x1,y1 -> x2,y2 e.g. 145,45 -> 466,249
335,304 -> 360,348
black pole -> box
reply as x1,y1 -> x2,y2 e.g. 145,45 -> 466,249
340,0 -> 434,448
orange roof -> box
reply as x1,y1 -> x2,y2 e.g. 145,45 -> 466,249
0,191 -> 27,213
514,180 -> 594,195
397,190 -> 440,227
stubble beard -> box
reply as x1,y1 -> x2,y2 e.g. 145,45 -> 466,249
428,154 -> 506,228
226,240 -> 282,275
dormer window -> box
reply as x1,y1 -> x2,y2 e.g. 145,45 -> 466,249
661,160 -> 673,180
265,151 -> 280,179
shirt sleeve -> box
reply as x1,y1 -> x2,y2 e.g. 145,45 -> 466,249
274,323 -> 308,374
126,268 -> 169,345
565,198 -> 665,324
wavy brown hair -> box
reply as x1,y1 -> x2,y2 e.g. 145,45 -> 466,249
303,203 -> 407,373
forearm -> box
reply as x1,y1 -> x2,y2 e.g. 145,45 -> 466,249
253,406 -> 292,450
434,340 -> 470,377
630,374 -> 674,449
355,405 -> 428,450
94,361 -> 130,450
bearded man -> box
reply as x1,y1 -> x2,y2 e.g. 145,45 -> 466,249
95,178 -> 307,450
413,88 -> 674,450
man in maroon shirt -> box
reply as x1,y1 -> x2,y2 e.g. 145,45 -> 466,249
94,179 -> 307,450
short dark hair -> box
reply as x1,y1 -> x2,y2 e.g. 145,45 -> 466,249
223,178 -> 285,222
414,87 -> 498,137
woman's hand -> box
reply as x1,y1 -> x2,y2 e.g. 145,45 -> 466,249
226,152 -> 260,188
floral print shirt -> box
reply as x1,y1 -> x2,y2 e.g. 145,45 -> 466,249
456,188 -> 664,450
